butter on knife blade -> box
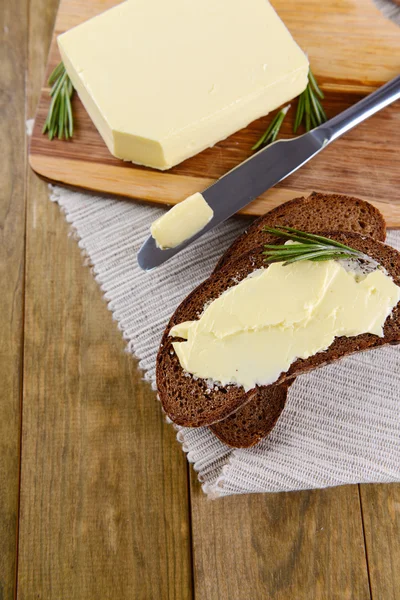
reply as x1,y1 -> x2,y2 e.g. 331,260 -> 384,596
150,193 -> 214,250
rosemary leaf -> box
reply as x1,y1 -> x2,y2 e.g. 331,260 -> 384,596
308,87 -> 322,125
293,93 -> 304,133
316,96 -> 327,122
45,92 -> 60,140
64,86 -> 70,140
252,105 -> 290,151
58,91 -> 65,139
308,68 -> 324,99
310,111 -> 318,129
264,246 -> 329,257
282,251 -> 355,265
308,254 -> 354,262
253,117 -> 277,151
304,88 -> 311,131
263,243 -> 325,251
48,62 -> 65,85
65,85 -> 73,137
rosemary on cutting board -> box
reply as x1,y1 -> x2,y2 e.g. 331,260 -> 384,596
42,62 -> 74,140
293,68 -> 327,133
252,105 -> 290,151
253,68 -> 327,150
262,226 -> 364,266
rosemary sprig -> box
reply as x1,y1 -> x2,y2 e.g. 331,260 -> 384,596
253,68 -> 326,150
293,68 -> 327,133
42,62 -> 74,140
262,226 -> 364,266
252,105 -> 290,151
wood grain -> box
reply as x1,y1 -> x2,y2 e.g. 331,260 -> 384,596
29,0 -> 400,224
0,1 -> 28,598
18,169 -> 193,600
360,484 -> 400,600
17,1 -> 193,598
190,474 -> 371,600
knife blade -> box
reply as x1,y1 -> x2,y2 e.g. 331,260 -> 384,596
138,74 -> 400,270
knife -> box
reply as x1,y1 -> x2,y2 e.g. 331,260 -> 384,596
138,74 -> 400,270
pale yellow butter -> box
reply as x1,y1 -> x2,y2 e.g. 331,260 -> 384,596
170,260 -> 400,391
57,0 -> 309,170
151,193 -> 213,249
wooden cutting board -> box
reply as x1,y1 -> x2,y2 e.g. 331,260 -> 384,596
29,0 -> 400,226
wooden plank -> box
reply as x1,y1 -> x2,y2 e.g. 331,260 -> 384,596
190,473 -> 371,600
28,0 -> 400,222
360,484 -> 400,600
17,1 -> 193,597
0,0 -> 28,598
18,160 -> 193,600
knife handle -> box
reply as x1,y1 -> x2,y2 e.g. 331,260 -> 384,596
323,74 -> 400,143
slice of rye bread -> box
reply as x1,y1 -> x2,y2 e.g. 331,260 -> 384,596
210,380 -> 294,448
213,192 -> 386,273
211,195 -> 386,447
157,232 -> 400,428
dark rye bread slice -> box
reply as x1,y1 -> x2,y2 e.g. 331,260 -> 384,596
210,195 -> 386,447
157,232 -> 400,428
211,380 -> 293,448
213,192 -> 386,273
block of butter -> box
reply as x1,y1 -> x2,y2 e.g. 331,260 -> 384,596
58,0 -> 309,170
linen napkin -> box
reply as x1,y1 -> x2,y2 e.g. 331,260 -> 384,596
30,0 -> 400,497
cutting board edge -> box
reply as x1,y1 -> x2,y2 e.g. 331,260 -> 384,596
29,153 -> 400,227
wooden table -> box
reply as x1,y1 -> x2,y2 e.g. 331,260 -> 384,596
1,1 -> 400,598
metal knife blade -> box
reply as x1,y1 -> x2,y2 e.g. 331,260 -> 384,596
137,129 -> 327,270
137,74 -> 400,271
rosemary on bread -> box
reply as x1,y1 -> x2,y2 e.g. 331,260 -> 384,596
263,226 -> 365,265
42,62 -> 74,140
